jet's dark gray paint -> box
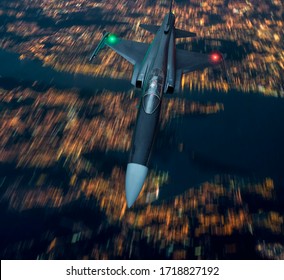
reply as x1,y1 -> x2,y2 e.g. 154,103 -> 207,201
90,0 -> 224,207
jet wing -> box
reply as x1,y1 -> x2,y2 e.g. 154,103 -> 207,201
105,39 -> 149,65
176,49 -> 217,74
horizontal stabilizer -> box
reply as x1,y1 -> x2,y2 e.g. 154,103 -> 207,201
175,28 -> 196,38
139,24 -> 160,34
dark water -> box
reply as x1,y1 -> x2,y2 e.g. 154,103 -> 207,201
0,49 -> 131,93
156,91 -> 284,200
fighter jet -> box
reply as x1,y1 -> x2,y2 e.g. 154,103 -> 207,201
90,0 -> 225,207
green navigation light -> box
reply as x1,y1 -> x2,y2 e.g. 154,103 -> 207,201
106,34 -> 118,44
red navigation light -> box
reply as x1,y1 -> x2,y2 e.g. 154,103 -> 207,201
210,51 -> 222,63
212,54 -> 219,61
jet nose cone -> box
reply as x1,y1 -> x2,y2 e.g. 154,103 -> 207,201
125,163 -> 148,208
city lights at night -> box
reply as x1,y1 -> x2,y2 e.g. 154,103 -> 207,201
0,0 -> 283,263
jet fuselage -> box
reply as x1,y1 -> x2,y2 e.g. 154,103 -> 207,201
89,1 -> 225,207
125,13 -> 176,207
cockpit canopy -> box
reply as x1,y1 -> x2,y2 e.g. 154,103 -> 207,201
142,69 -> 164,114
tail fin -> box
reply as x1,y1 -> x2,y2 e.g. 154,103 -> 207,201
167,0 -> 174,25
169,0 -> 173,14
